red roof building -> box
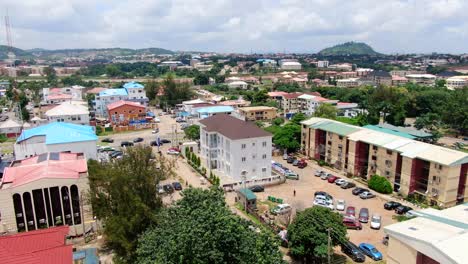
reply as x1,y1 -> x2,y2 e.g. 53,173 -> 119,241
0,226 -> 72,264
107,100 -> 147,126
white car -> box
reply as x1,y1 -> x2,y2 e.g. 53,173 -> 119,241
154,117 -> 161,123
271,204 -> 292,215
313,198 -> 334,210
335,179 -> 347,186
370,214 -> 381,229
320,173 -> 332,180
152,129 -> 159,134
166,148 -> 180,155
335,199 -> 346,211
314,170 -> 324,177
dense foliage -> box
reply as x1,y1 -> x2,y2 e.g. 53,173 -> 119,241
313,104 -> 338,119
87,146 -> 175,262
136,187 -> 285,264
288,206 -> 347,262
368,175 -> 393,194
183,125 -> 200,140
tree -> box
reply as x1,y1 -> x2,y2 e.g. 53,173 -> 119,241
44,67 -> 57,86
272,117 -> 284,126
105,64 -> 122,77
183,125 -> 200,140
367,86 -> 408,126
288,207 -> 347,262
193,73 -> 209,85
161,75 -> 193,107
368,175 -> 393,194
290,112 -> 307,124
268,123 -> 301,152
313,103 -> 337,119
136,187 -> 285,264
87,145 -> 175,262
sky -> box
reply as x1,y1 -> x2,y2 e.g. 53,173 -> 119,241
2,0 -> 468,54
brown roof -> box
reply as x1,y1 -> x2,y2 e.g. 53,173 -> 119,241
199,114 -> 272,140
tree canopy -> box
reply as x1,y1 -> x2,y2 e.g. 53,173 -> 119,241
288,206 -> 347,262
136,187 -> 285,264
183,125 -> 200,140
313,104 -> 338,119
87,145 -> 175,262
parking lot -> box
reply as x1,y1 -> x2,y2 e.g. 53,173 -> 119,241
252,156 -> 399,261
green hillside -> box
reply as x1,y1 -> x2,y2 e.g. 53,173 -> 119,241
0,45 -> 33,60
318,42 -> 382,56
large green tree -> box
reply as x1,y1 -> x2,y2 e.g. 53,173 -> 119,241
183,125 -> 200,140
288,206 -> 347,263
266,123 -> 301,152
161,75 -> 193,107
367,86 -> 408,126
313,104 -> 338,119
136,187 -> 285,264
87,145 -> 175,262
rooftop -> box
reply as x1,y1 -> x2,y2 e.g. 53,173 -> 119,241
16,122 -> 97,145
199,114 -> 272,140
239,106 -> 276,112
0,226 -> 72,264
98,88 -> 128,97
2,152 -> 87,188
238,188 -> 256,200
363,125 -> 417,139
45,102 -> 89,117
106,100 -> 146,111
0,119 -> 22,129
123,81 -> 144,89
384,203 -> 468,264
196,106 -> 234,114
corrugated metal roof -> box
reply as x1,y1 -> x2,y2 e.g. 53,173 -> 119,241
196,106 -> 234,114
16,122 -> 97,145
123,81 -> 144,89
99,88 -> 128,96
364,125 -> 416,139
238,188 -> 256,200
311,120 -> 361,136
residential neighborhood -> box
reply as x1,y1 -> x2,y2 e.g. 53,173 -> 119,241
0,1 -> 467,264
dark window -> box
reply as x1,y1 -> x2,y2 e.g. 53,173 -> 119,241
49,187 -> 63,226
371,155 -> 377,161
32,189 -> 47,229
372,146 -> 378,150
23,192 -> 36,231
13,193 -> 25,232
43,188 -> 53,227
61,187 -> 73,226
386,150 -> 392,155
70,185 -> 81,225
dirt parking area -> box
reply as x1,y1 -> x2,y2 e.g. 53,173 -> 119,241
252,156 -> 398,262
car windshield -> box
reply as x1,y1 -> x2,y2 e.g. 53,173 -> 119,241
371,248 -> 378,253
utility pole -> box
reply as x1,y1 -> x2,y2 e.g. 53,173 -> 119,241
327,227 -> 332,264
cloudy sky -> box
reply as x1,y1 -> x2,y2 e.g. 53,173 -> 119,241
2,0 -> 468,54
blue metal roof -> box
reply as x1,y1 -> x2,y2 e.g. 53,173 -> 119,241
196,106 -> 234,114
99,88 -> 128,96
123,81 -> 144,89
17,122 -> 97,145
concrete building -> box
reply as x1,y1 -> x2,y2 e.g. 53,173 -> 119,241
45,102 -> 90,125
392,75 -> 409,86
372,70 -> 392,86
107,100 -> 147,126
336,102 -> 361,118
317,60 -> 329,68
227,81 -> 249,89
123,81 -> 149,106
237,106 -> 277,121
298,94 -> 338,116
94,82 -> 148,117
301,118 -> 468,207
199,114 -> 272,182
197,106 -> 235,119
0,120 -> 23,138
280,61 -> 302,70
337,78 -> 359,88
445,76 -> 468,90
384,203 -> 468,264
0,152 -> 94,236
14,122 -> 98,160
406,74 -> 437,86
42,86 -> 84,104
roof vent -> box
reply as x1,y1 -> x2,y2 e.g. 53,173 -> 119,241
409,227 -> 418,231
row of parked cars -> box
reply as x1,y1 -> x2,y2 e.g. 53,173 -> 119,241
283,154 -> 308,168
341,241 -> 383,262
157,181 -> 183,195
271,161 -> 299,180
315,170 -> 377,199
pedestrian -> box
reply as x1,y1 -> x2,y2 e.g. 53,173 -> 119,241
293,189 -> 296,197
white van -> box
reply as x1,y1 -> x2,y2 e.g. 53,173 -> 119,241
270,204 -> 292,215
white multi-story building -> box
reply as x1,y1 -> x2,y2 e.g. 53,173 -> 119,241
94,82 -> 148,117
42,86 -> 84,104
337,78 -> 359,88
446,76 -> 468,90
45,102 -> 90,125
298,94 -> 338,116
317,60 -> 329,68
199,114 -> 272,182
279,60 -> 302,70
406,74 -> 437,86
123,81 -> 149,105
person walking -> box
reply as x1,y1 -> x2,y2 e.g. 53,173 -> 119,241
293,189 -> 296,197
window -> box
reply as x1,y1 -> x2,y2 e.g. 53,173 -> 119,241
386,150 -> 393,155
372,145 -> 378,150
262,141 -> 267,147
338,136 -> 343,140
371,155 -> 377,161
262,154 -> 267,159
385,160 -> 392,167
241,157 -> 246,162
241,144 -> 246,149
327,141 -> 332,145
385,171 -> 390,176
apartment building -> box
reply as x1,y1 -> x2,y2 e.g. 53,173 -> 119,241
336,78 -> 359,88
45,102 -> 90,125
107,100 -> 147,126
301,118 -> 468,207
298,94 -> 338,115
391,75 -> 409,86
237,106 -> 277,121
384,204 -> 468,264
280,61 -> 302,70
372,70 -> 392,86
0,152 -> 94,236
317,60 -> 329,68
123,81 -> 149,106
42,86 -> 84,104
445,76 -> 468,90
406,74 -> 437,86
94,82 -> 148,117
199,114 -> 272,182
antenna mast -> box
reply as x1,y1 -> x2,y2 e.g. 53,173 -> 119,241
4,10 -> 16,67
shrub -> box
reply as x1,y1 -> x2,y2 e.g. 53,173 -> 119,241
368,175 -> 393,194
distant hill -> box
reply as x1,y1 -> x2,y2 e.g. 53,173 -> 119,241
318,42 -> 382,56
0,46 -> 174,60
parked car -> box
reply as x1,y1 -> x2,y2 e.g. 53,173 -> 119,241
352,187 -> 368,195
341,241 -> 365,262
270,204 -> 292,215
161,139 -> 171,144
341,182 -> 356,189
150,140 -> 158,146
395,205 -> 413,215
163,184 -> 174,193
167,147 -> 180,155
249,185 -> 264,192
314,170 -> 325,177
360,191 -> 376,199
176,118 -> 186,123
313,197 -> 334,210
101,138 -> 114,143
287,156 -> 296,164
282,153 -> 289,160
335,178 -> 347,186
359,243 -> 383,261
181,123 -> 190,129
292,159 -> 299,166
358,208 -> 369,223
384,201 -> 402,210
133,137 -> 144,143
172,182 -> 183,191
151,129 -> 159,134
121,141 -> 134,147
335,199 -> 346,211
285,171 -> 299,180
314,191 -> 333,201
109,150 -> 123,159
343,216 -> 362,230
346,206 -> 356,217
320,173 -> 332,180
153,117 -> 161,123
297,159 -> 307,168
370,215 -> 381,229
156,185 -> 165,195
328,175 -> 339,183
99,146 -> 115,152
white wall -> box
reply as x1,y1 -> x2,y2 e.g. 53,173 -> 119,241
14,138 -> 97,160
46,114 -> 90,126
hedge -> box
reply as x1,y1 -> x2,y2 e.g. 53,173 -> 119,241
368,175 -> 393,194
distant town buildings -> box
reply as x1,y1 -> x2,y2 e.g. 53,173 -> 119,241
279,60 -> 302,70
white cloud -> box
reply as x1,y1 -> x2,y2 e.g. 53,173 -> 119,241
2,0 -> 468,53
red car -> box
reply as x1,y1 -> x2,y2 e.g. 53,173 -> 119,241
343,216 -> 362,230
327,175 -> 339,183
346,206 -> 356,217
297,159 -> 307,168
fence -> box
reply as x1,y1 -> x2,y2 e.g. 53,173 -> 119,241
222,175 -> 285,192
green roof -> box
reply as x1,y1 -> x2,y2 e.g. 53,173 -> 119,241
239,188 -> 256,200
310,121 -> 360,136
363,125 -> 416,139
377,123 -> 432,138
